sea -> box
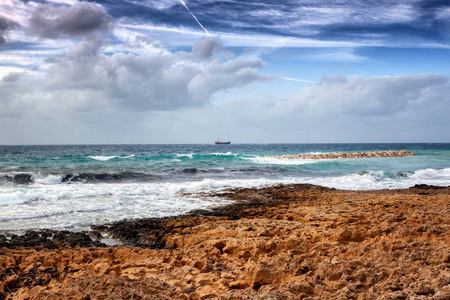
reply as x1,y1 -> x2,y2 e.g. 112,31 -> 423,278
1,143 -> 449,233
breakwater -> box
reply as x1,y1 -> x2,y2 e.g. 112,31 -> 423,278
266,150 -> 416,160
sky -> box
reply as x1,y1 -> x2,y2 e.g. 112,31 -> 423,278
0,0 -> 449,144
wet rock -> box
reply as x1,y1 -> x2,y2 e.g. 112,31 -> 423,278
12,173 -> 33,184
0,230 -> 105,249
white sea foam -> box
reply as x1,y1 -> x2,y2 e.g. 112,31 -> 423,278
89,155 -> 118,161
409,167 -> 450,179
0,180 -> 236,231
0,176 -> 302,231
210,152 -> 236,156
175,153 -> 194,159
245,156 -> 318,165
308,167 -> 450,190
33,174 -> 63,185
0,189 -> 32,206
0,184 -> 106,207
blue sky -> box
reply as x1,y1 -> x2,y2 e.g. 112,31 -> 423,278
0,0 -> 449,144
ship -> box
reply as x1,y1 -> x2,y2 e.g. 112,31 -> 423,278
215,140 -> 231,145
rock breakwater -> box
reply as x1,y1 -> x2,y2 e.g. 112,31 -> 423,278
266,150 -> 416,160
1,184 -> 449,299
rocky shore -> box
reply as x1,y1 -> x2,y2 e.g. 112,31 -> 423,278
266,150 -> 416,160
1,184 -> 449,299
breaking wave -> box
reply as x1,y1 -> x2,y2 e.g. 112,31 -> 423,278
88,155 -> 135,161
245,156 -> 319,165
0,172 -> 162,185
309,168 -> 450,190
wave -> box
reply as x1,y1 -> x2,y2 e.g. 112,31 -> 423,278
0,207 -> 110,222
88,155 -> 135,161
175,153 -> 194,159
174,152 -> 238,160
0,180 -> 236,230
309,168 -> 450,190
0,171 -> 162,185
409,168 -> 450,179
0,184 -> 108,206
89,155 -> 118,161
0,166 -> 448,231
209,152 -> 237,156
245,156 -> 319,165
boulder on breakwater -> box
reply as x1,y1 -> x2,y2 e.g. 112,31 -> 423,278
266,150 -> 416,160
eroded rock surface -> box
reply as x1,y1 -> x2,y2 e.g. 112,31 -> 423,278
1,184 -> 449,299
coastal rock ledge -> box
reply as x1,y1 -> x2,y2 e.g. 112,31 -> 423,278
266,150 -> 416,160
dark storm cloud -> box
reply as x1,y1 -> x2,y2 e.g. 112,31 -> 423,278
29,2 -> 114,39
0,16 -> 19,45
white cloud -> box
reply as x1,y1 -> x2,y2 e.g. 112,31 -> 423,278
0,71 -> 36,118
0,1 -> 270,117
288,74 -> 450,117
436,7 -> 450,20
198,73 -> 450,142
187,58 -> 270,100
21,35 -> 269,112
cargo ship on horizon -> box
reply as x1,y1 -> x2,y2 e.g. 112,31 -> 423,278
215,140 -> 231,145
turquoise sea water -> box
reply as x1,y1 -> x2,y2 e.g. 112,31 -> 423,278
0,143 -> 449,232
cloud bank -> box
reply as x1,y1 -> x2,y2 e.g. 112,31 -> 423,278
0,2 -> 269,116
42,37 -> 269,112
290,74 -> 450,117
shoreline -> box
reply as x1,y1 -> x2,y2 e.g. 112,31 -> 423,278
0,183 -> 444,248
1,183 -> 449,299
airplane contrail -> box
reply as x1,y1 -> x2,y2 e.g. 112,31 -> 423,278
178,0 -> 315,84
179,0 -> 211,36
281,77 -> 317,84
